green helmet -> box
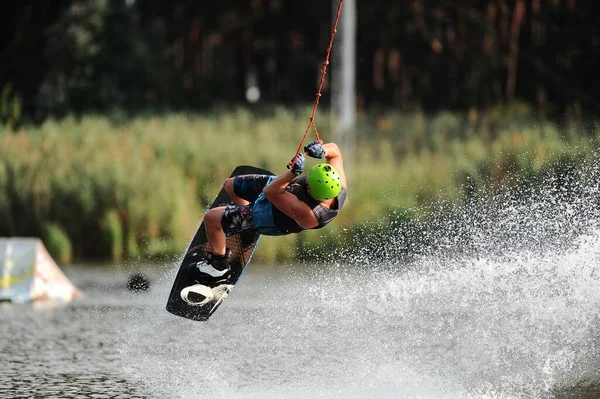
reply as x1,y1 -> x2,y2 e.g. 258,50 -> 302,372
307,164 -> 342,201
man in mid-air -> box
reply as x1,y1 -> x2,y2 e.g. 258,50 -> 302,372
187,140 -> 347,283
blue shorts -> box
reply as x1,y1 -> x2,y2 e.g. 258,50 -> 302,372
223,174 -> 285,236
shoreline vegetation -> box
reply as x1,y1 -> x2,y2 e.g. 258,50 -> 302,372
1,105 -> 599,265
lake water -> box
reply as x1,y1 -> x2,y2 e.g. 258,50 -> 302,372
1,248 -> 599,399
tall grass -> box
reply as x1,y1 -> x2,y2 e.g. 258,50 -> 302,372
1,105 -> 598,264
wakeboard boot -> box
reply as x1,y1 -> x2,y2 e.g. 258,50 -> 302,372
189,249 -> 232,284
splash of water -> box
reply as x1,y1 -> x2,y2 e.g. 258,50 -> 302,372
119,161 -> 600,398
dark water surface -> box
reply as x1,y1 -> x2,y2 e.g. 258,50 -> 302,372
1,266 -> 153,398
1,255 -> 600,399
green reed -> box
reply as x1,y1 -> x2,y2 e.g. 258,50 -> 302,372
1,106 -> 598,264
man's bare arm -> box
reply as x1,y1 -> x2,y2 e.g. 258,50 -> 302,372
263,170 -> 318,229
321,142 -> 347,188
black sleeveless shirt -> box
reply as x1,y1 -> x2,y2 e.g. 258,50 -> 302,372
271,176 -> 347,234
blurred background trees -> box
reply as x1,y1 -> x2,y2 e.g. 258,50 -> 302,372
2,0 -> 599,263
1,0 -> 599,125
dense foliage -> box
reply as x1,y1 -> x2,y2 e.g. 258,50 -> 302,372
1,107 -> 598,263
1,0 -> 598,124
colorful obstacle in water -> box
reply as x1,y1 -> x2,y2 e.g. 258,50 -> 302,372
0,238 -> 82,303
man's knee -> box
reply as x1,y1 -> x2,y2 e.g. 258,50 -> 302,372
205,207 -> 224,228
224,177 -> 236,196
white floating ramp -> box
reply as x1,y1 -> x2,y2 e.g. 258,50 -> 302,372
0,238 -> 82,303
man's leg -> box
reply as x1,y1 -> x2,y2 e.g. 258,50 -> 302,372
204,206 -> 228,256
203,175 -> 270,255
204,203 -> 254,256
191,206 -> 230,278
190,204 -> 253,280
225,174 -> 273,206
224,177 -> 249,206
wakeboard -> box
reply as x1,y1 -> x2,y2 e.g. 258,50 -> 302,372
166,165 -> 274,321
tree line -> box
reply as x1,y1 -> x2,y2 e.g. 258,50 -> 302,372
1,0 -> 598,124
